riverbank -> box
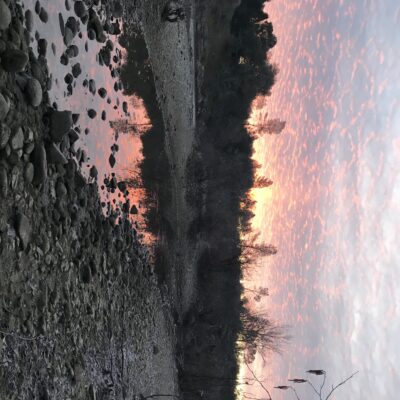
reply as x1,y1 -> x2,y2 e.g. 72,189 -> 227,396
0,1 -> 178,398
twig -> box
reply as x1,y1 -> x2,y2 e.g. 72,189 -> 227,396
325,371 -> 359,400
245,362 -> 273,400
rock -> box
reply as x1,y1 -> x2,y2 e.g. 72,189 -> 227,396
10,127 -> 24,151
56,180 -> 67,198
38,38 -> 47,56
87,109 -> 96,119
50,110 -> 73,142
72,114 -> 80,124
117,181 -> 127,192
25,9 -> 34,32
74,1 -> 87,19
0,123 -> 10,148
33,143 -> 47,184
0,0 -> 11,30
24,162 -> 34,183
71,63 -> 82,78
111,2 -> 123,18
89,79 -> 96,94
35,1 -> 40,14
1,49 -> 29,72
87,11 -> 106,43
16,213 -> 31,250
87,29 -> 96,40
26,78 -> 43,107
0,166 -> 7,197
63,27 -> 74,46
66,44 -> 79,58
66,16 -> 78,35
130,205 -> 138,214
47,143 -> 68,164
0,93 -> 10,121
39,7 -> 49,23
64,73 -> 73,84
122,101 -> 128,113
65,0 -> 70,11
109,153 -> 116,167
60,53 -> 69,65
98,87 -> 107,98
101,110 -> 106,120
89,165 -> 98,179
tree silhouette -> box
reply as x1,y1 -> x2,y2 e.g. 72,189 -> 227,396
253,176 -> 273,189
246,118 -> 286,137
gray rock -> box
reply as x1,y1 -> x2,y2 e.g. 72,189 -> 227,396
33,143 -> 47,184
38,38 -> 47,56
89,165 -> 98,179
0,166 -> 7,197
10,127 -> 24,151
89,79 -> 96,94
50,110 -> 73,142
69,129 -> 79,143
98,87 -> 107,98
39,7 -> 49,23
24,162 -> 34,183
56,180 -> 67,198
47,143 -> 68,164
0,0 -> 11,30
16,213 -> 31,250
26,78 -> 43,107
1,49 -> 29,72
109,153 -> 116,167
87,12 -> 106,43
25,9 -> 34,32
72,63 -> 82,78
59,13 -> 65,36
0,93 -> 10,121
63,27 -> 74,46
87,109 -> 96,119
66,16 -> 78,36
0,123 -> 11,148
66,44 -> 79,58
74,1 -> 87,19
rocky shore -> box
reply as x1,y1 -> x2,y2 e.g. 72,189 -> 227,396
0,1 -> 178,398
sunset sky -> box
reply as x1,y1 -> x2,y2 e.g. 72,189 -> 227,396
246,1 -> 400,399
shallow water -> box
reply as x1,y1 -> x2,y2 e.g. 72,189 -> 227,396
21,0 -> 150,231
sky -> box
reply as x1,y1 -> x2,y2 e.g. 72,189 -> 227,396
243,1 -> 400,399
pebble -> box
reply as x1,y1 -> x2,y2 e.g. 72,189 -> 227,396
98,87 -> 107,98
24,162 -> 34,183
33,143 -> 47,184
69,129 -> 79,143
59,13 -> 65,36
26,78 -> 43,107
1,49 -> 29,72
101,110 -> 106,120
72,63 -> 82,78
0,93 -> 10,121
64,27 -> 75,47
0,0 -> 11,30
16,213 -> 32,250
10,127 -> 24,151
39,7 -> 49,23
66,44 -> 79,58
0,123 -> 11,148
89,79 -> 96,94
89,166 -> 98,179
74,1 -> 88,19
50,110 -> 73,142
38,38 -> 47,56
25,9 -> 34,32
109,154 -> 116,168
87,109 -> 97,119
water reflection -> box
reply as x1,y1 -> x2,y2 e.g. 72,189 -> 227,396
22,0 -> 150,234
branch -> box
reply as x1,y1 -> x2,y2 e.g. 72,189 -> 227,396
289,387 -> 301,400
319,373 -> 326,398
307,381 -> 321,399
325,371 -> 358,400
245,362 -> 273,400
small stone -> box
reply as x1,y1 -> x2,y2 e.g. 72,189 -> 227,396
69,129 -> 79,143
64,73 -> 73,84
10,127 -> 24,151
87,109 -> 96,119
39,7 -> 49,23
38,38 -> 47,56
87,29 -> 96,40
66,44 -> 79,58
74,1 -> 88,19
16,213 -> 31,250
109,154 -> 116,167
66,16 -> 78,35
25,9 -> 34,32
26,78 -> 43,107
101,110 -> 106,120
0,123 -> 10,148
89,165 -> 98,179
122,101 -> 128,113
0,0 -> 11,30
63,26 -> 74,46
50,110 -> 73,142
88,79 -> 96,94
98,87 -> 107,98
130,205 -> 138,215
60,53 -> 69,65
33,144 -> 47,184
65,0 -> 70,11
1,49 -> 29,72
0,166 -> 7,197
47,143 -> 68,164
0,93 -> 10,121
58,13 -> 65,36
24,162 -> 34,183
71,63 -> 82,78
35,1 -> 41,14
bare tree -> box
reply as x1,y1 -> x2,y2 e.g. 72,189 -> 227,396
246,114 -> 286,137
